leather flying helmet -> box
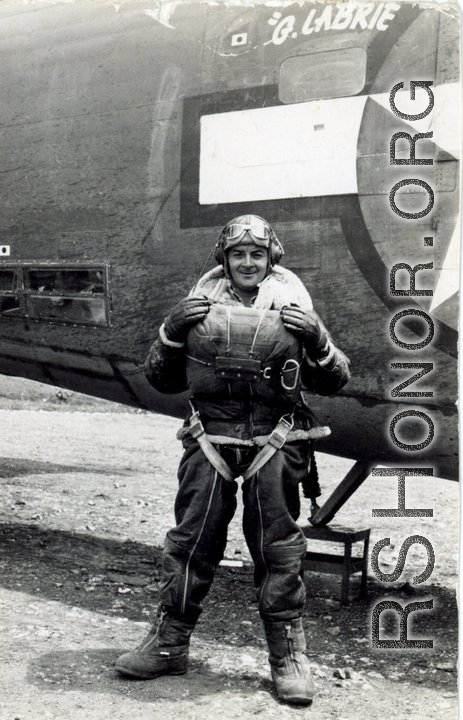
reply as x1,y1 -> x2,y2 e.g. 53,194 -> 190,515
214,214 -> 284,270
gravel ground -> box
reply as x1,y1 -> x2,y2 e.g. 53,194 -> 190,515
0,377 -> 459,719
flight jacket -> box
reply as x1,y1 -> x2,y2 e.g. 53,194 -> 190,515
144,266 -> 350,447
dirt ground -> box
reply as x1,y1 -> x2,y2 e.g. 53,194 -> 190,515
0,377 -> 459,720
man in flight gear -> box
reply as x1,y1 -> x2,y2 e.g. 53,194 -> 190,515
115,215 -> 350,705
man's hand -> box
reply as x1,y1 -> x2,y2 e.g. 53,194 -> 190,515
164,296 -> 210,342
280,305 -> 328,357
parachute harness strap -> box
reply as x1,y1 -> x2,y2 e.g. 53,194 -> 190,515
188,401 -> 235,482
187,401 -> 294,483
249,310 -> 266,358
186,354 -> 212,367
226,306 -> 232,355
241,413 -> 294,480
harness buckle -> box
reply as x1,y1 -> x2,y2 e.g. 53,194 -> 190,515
188,410 -> 205,439
268,414 -> 294,449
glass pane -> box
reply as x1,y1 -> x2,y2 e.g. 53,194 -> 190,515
0,270 -> 20,316
279,47 -> 366,103
27,268 -> 104,294
27,296 -> 107,325
0,269 -> 16,292
0,296 -> 20,316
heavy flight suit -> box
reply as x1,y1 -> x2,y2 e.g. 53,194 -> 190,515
144,301 -> 350,628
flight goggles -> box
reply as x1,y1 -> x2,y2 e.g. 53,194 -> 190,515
223,223 -> 272,244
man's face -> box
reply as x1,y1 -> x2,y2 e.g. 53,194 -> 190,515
227,238 -> 269,293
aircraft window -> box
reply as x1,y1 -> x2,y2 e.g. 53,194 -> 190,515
27,268 -> 104,294
278,48 -> 366,103
24,267 -> 108,326
0,269 -> 20,317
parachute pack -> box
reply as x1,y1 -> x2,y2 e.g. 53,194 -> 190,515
185,304 -> 303,406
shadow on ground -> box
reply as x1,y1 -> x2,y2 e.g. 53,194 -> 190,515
26,648 -> 272,702
0,458 -> 125,478
0,522 -> 458,692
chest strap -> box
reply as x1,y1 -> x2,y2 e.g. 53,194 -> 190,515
187,402 -> 293,482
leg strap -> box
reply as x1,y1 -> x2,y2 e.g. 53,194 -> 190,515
241,414 -> 293,480
187,402 -> 294,482
188,403 -> 235,482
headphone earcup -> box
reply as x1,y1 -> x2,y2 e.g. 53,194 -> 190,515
270,237 -> 283,264
214,240 -> 224,266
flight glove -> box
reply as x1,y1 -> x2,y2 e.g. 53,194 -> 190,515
163,296 -> 210,343
280,305 -> 330,359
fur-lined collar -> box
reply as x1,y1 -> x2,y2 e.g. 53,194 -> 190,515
190,265 -> 313,311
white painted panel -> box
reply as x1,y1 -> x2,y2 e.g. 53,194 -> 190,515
199,96 -> 367,205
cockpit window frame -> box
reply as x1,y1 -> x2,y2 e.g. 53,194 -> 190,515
0,262 -> 111,328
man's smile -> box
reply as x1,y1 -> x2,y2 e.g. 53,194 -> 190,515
227,242 -> 269,296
